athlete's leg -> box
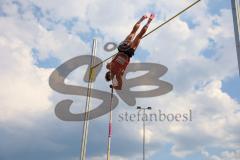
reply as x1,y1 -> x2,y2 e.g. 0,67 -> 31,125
131,13 -> 155,49
124,15 -> 147,43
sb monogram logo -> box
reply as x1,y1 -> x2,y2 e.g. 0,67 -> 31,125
49,43 -> 173,121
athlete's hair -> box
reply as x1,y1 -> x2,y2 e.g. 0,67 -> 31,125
105,71 -> 112,81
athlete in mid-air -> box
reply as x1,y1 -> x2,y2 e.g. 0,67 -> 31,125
105,13 -> 155,90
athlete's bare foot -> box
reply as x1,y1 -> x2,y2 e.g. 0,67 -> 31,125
147,13 -> 155,24
138,15 -> 148,23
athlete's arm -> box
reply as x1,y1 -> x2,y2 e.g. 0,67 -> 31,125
113,74 -> 122,90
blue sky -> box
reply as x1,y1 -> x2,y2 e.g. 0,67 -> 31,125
0,0 -> 240,160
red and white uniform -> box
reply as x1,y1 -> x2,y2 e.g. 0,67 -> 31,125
108,53 -> 130,75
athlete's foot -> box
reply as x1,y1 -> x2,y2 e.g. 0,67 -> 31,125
147,13 -> 155,24
138,15 -> 148,23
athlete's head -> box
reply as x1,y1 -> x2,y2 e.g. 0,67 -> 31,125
105,71 -> 113,81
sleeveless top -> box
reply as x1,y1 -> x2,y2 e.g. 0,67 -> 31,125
110,53 -> 130,74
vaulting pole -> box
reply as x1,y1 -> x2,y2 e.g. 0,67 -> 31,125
80,39 -> 97,160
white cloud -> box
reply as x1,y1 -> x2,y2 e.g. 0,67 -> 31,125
0,36 -> 53,125
202,149 -> 240,160
27,0 -> 91,20
0,0 -> 239,160
138,80 -> 240,157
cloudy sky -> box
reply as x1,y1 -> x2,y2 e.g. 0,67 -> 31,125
0,0 -> 240,160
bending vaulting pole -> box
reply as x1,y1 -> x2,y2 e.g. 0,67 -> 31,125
80,39 -> 97,160
91,0 -> 201,69
231,0 -> 240,76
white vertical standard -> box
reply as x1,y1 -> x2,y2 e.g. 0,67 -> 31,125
107,87 -> 114,160
80,39 -> 97,160
231,0 -> 240,75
